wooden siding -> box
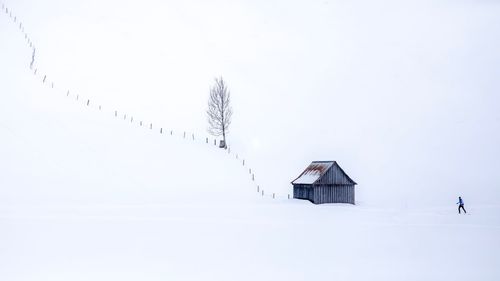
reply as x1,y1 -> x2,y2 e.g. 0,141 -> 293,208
293,184 -> 314,202
313,185 -> 355,204
293,184 -> 355,204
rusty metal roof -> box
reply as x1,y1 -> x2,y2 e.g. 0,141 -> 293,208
291,161 -> 357,185
291,161 -> 334,184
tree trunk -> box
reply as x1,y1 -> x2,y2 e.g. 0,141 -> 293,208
222,129 -> 226,148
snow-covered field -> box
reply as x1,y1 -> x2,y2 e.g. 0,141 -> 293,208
1,1 -> 500,280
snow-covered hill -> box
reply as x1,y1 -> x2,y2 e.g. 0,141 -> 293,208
1,1 -> 500,280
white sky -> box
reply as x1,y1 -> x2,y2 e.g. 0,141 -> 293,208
3,0 -> 500,206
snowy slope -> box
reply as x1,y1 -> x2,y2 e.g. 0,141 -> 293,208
1,1 -> 500,281
2,0 -> 499,208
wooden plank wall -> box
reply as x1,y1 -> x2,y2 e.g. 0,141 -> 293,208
293,184 -> 314,202
293,184 -> 355,204
314,185 -> 355,204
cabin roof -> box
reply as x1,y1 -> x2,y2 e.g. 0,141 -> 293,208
291,161 -> 334,184
291,161 -> 357,185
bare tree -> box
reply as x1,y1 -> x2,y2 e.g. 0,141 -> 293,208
207,77 -> 232,148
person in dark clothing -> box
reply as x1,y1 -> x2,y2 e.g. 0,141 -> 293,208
457,196 -> 467,214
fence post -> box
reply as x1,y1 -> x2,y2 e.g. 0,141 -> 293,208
262,190 -> 264,196
192,133 -> 194,140
115,111 -> 117,117
214,139 -> 216,145
140,121 -> 143,126
242,160 -> 245,166
66,90 -> 69,96
160,128 -> 163,134
124,114 -> 126,120
206,137 -> 208,143
131,117 -> 133,122
43,75 -> 46,83
87,100 -> 90,106
150,123 -> 153,130
76,95 -> 79,100
252,174 -> 255,181
51,82 -> 54,88
249,168 -> 251,174
183,132 -> 186,138
99,105 -> 102,111
288,194 -> 290,199
257,186 -> 259,192
273,193 -> 275,199
170,130 -> 173,135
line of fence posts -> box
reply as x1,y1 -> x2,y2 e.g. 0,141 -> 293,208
2,5 -> 291,202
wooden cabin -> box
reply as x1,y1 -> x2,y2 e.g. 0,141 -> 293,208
291,161 -> 357,204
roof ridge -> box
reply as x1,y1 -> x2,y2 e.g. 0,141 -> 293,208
291,161 -> 356,185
